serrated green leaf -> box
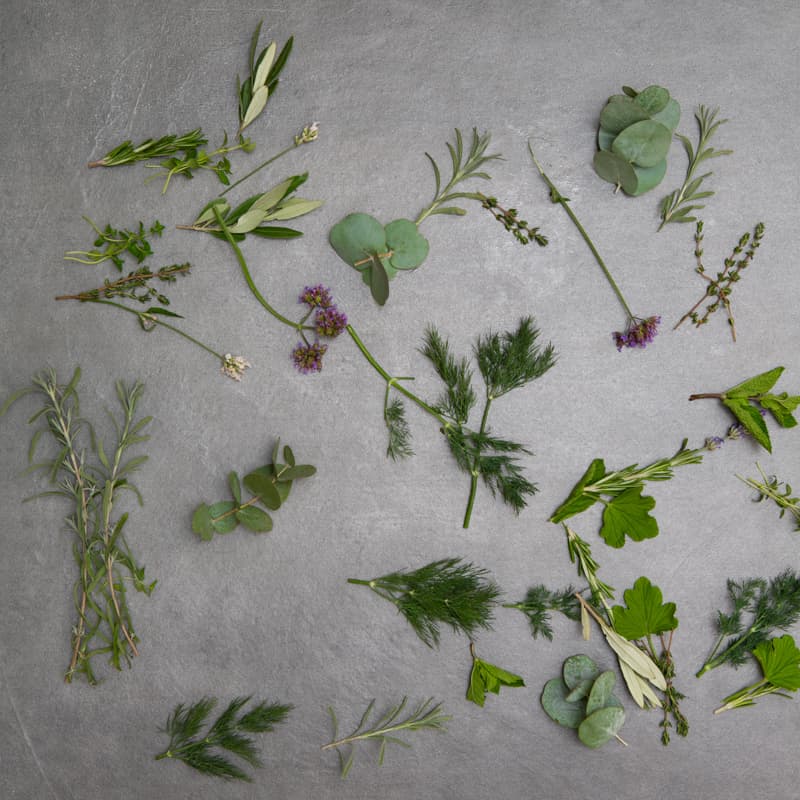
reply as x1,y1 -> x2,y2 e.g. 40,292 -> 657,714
192,504 -> 215,541
550,459 -> 606,523
612,120 -> 671,167
722,398 -> 772,452
385,218 -> 429,270
611,576 -> 678,640
578,706 -> 625,748
753,635 -> 800,690
236,505 -> 273,533
541,678 -> 585,728
243,471 -> 282,510
726,366 -> 784,398
600,486 -> 658,548
585,671 -> 617,716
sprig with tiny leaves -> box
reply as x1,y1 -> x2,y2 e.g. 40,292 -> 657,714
88,129 -> 208,168
739,464 -> 800,532
155,695 -> 292,781
322,697 -> 449,778
477,193 -> 548,246
192,440 -> 315,541
347,557 -> 500,648
675,220 -> 765,341
1,368 -> 155,684
348,316 -> 556,527
64,217 -> 164,270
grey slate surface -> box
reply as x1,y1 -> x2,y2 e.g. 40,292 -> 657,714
1,0 -> 799,797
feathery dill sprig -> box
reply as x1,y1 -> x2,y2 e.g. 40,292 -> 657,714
697,569 -> 800,677
1,368 -> 155,684
155,695 -> 292,781
739,464 -> 800,531
348,558 -> 500,647
421,326 -> 476,424
385,395 -> 414,460
503,584 -> 581,640
88,129 -> 207,168
322,697 -> 449,778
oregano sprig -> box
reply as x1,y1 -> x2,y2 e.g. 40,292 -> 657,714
64,217 -> 164,270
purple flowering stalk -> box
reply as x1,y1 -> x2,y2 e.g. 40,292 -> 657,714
212,207 -> 346,373
528,144 -> 660,351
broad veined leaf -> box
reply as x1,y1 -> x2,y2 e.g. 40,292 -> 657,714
726,366 -> 784,398
384,218 -> 429,270
329,212 -> 387,268
541,678 -> 585,728
722,398 -> 772,452
611,576 -> 678,640
550,459 -> 606,523
753,635 -> 800,690
611,120 -> 671,167
466,657 -> 525,707
600,486 -> 658,548
578,706 -> 625,748
235,505 -> 273,533
759,393 -> 799,428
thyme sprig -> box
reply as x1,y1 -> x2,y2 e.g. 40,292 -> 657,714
322,697 -> 449,778
64,217 -> 164,270
55,263 -> 191,304
1,368 -> 155,684
477,193 -> 548,246
155,695 -> 292,781
739,464 -> 800,531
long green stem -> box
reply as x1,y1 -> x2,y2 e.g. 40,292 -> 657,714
462,395 -> 492,528
528,143 -> 635,321
220,141 -> 299,197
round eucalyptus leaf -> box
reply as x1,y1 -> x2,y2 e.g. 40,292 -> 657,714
650,97 -> 681,132
563,654 -> 600,690
209,501 -> 237,534
633,85 -> 670,115
597,127 -> 617,152
329,212 -> 387,268
541,678 -> 585,728
578,706 -> 625,749
385,218 -> 430,270
598,97 -> 650,135
565,678 -> 594,703
586,670 -> 617,715
629,159 -> 667,195
612,120 -> 671,167
236,505 -> 273,533
593,150 -> 638,194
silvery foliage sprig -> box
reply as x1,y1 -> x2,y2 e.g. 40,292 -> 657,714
1,368 -> 155,684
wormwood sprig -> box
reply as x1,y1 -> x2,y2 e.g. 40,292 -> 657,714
88,129 -> 207,168
675,220 -> 765,340
528,144 -> 660,351
739,464 -> 800,531
322,697 -> 449,778
192,440 -> 315,540
348,316 -> 555,527
64,217 -> 164,270
155,695 -> 292,781
658,105 -> 732,230
477,193 -> 548,246
347,558 -> 500,647
503,584 -> 582,640
696,569 -> 800,677
1,368 -> 155,684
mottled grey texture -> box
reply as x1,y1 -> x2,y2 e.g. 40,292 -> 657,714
1,1 -> 799,797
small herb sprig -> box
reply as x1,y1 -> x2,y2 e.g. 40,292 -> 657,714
88,129 -> 207,168
1,368 -> 155,684
689,366 -> 799,452
466,642 -> 525,707
696,569 -> 800,677
739,464 -> 800,531
503,584 -> 582,640
477,193 -> 548,246
347,558 -> 500,647
658,105 -> 732,230
56,263 -> 191,305
529,145 -> 660,351
155,696 -> 292,781
64,217 -> 164,270
192,440 -> 315,541
349,316 -> 556,527
675,220 -> 765,340
330,128 -> 500,305
322,697 -> 449,778
714,635 -> 800,713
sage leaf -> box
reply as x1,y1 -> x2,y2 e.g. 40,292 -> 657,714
722,397 -> 772,452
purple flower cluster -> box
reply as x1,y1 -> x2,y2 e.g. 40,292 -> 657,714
314,306 -> 348,338
292,341 -> 328,374
299,284 -> 334,308
292,285 -> 347,373
613,316 -> 661,351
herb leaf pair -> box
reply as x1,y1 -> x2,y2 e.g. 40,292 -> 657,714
466,643 -> 525,707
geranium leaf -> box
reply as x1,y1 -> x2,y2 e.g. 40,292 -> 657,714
611,576 -> 678,639
599,487 -> 658,548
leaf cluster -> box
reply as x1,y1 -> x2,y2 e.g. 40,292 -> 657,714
740,464 -> 800,532
503,583 -> 581,640
659,105 -> 732,228
156,695 -> 292,781
466,646 -> 525,707
89,129 -> 207,168
190,173 -> 322,241
237,21 -> 293,134
323,697 -> 449,778
594,84 -> 680,196
541,654 -> 626,748
64,217 -> 164,270
697,569 -> 800,676
192,440 -> 316,541
348,557 -> 500,647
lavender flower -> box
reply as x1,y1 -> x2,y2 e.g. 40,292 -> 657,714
221,354 -> 252,381
315,307 -> 348,338
613,316 -> 661,351
292,341 -> 328,374
299,285 -> 334,308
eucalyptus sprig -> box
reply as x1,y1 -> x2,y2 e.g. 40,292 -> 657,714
674,220 -> 765,340
64,217 -> 164,270
155,695 -> 292,781
696,569 -> 800,677
689,366 -> 799,452
529,144 -> 660,350
347,558 -> 500,647
658,105 -> 732,229
1,368 -> 155,684
192,440 -> 316,541
322,697 -> 449,778
739,464 -> 800,531
88,129 -> 207,168
329,128 -> 500,305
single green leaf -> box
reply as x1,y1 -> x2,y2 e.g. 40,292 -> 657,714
599,486 -> 658,548
250,178 -> 298,212
209,501 -> 237,533
277,464 -> 316,481
632,85 -> 669,115
192,504 -> 215,541
722,398 -> 772,452
565,679 -> 595,703
467,657 -> 525,707
263,198 -> 324,221
369,256 -> 390,306
563,654 -> 600,690
760,393 -> 799,428
253,41 -> 277,88
228,471 -> 242,504
541,678 -> 585,728
650,97 -> 681,131
593,150 -> 638,194
599,96 -> 650,135
753,635 -> 800,690
578,706 -> 625,748
726,366 -> 784,398
585,671 -> 617,716
629,159 -> 667,195
241,85 -> 269,131
612,120 -> 671,167
243,471 -> 282,510
283,445 -> 295,467
611,576 -> 678,639
597,127 -> 616,152
235,505 -> 273,533
550,459 -> 606,523
384,218 -> 430,270
329,213 -> 387,268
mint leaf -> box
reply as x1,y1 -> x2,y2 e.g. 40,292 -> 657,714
599,487 -> 657,548
726,366 -> 784,398
550,458 -> 606,523
467,657 -> 525,707
722,397 -> 772,452
760,393 -> 799,429
753,635 -> 800,691
611,576 -> 678,640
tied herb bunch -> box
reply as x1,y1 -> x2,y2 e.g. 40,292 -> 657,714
348,316 -> 556,527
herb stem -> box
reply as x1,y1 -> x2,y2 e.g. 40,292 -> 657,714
463,395 -> 492,528
220,141 -> 299,197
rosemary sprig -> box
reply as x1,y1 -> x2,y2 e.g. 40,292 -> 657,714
658,105 -> 732,229
64,217 -> 164,270
1,368 -> 155,684
739,464 -> 800,531
322,697 -> 449,778
88,129 -> 207,168
674,220 -> 765,340
155,695 -> 292,781
348,557 -> 500,647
